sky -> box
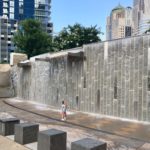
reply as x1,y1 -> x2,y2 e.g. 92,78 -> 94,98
51,0 -> 133,40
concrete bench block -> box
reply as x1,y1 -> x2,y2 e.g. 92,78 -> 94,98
15,123 -> 39,144
38,129 -> 67,150
71,138 -> 107,150
0,118 -> 20,136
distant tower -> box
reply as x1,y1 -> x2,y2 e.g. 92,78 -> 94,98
106,4 -> 133,40
133,0 -> 139,6
133,0 -> 150,35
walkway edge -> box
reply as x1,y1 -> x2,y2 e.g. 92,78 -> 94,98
3,99 -> 149,143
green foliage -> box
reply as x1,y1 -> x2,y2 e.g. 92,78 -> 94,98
53,23 -> 102,50
13,21 -> 103,57
0,61 -> 8,64
145,20 -> 150,34
13,19 -> 54,58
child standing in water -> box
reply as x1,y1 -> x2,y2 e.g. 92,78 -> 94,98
61,101 -> 67,121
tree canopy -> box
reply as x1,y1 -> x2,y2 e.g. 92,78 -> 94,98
13,21 -> 103,58
53,23 -> 102,50
144,21 -> 150,34
13,19 -> 54,58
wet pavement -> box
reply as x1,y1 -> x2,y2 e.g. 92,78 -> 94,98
0,98 -> 150,150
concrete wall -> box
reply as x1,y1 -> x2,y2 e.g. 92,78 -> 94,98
15,35 -> 150,122
0,64 -> 14,97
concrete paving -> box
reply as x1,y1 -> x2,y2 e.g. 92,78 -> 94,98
0,135 -> 29,150
0,98 -> 150,150
4,98 -> 150,142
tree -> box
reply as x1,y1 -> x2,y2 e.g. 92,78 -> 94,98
13,19 -> 54,58
145,21 -> 150,34
53,23 -> 102,50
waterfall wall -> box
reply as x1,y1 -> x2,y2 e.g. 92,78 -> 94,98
15,35 -> 150,122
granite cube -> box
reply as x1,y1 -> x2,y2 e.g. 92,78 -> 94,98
38,129 -> 67,150
0,118 -> 20,136
71,138 -> 107,150
15,123 -> 39,144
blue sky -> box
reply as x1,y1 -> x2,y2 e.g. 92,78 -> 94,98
51,0 -> 133,40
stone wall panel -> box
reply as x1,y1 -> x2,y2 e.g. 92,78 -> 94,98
14,35 -> 150,122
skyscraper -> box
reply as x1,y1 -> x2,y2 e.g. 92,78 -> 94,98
19,0 -> 53,33
133,0 -> 150,35
0,0 -> 53,32
34,0 -> 51,24
0,0 -> 19,19
19,0 -> 34,20
34,0 -> 53,33
106,4 -> 133,40
0,0 -> 19,62
0,0 -> 53,62
133,0 -> 139,6
0,17 -> 18,62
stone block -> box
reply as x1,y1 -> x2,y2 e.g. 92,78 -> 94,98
0,64 -> 14,98
71,138 -> 107,150
0,64 -> 11,87
10,53 -> 28,66
38,129 -> 67,150
0,118 -> 20,136
15,123 -> 39,144
0,87 -> 14,98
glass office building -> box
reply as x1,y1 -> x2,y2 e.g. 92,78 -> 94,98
0,0 -> 52,62
0,0 -> 18,62
133,0 -> 150,35
34,0 -> 53,33
0,17 -> 18,62
18,0 -> 53,33
19,0 -> 34,20
0,0 -> 52,32
35,0 -> 51,23
0,0 -> 19,19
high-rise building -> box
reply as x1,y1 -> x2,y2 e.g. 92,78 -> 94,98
133,0 -> 150,35
19,0 -> 34,20
0,17 -> 17,62
34,0 -> 53,33
106,4 -> 133,40
0,0 -> 53,32
0,0 -> 19,20
0,0 -> 52,62
18,0 -> 53,33
0,0 -> 19,62
34,0 -> 51,23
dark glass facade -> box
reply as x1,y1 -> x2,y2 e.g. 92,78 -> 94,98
0,0 -> 19,19
0,0 -> 34,20
0,0 -> 52,33
0,0 -> 3,16
23,0 -> 34,19
14,0 -> 19,20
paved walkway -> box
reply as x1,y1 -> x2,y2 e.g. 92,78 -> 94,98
0,135 -> 29,150
4,98 -> 150,143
